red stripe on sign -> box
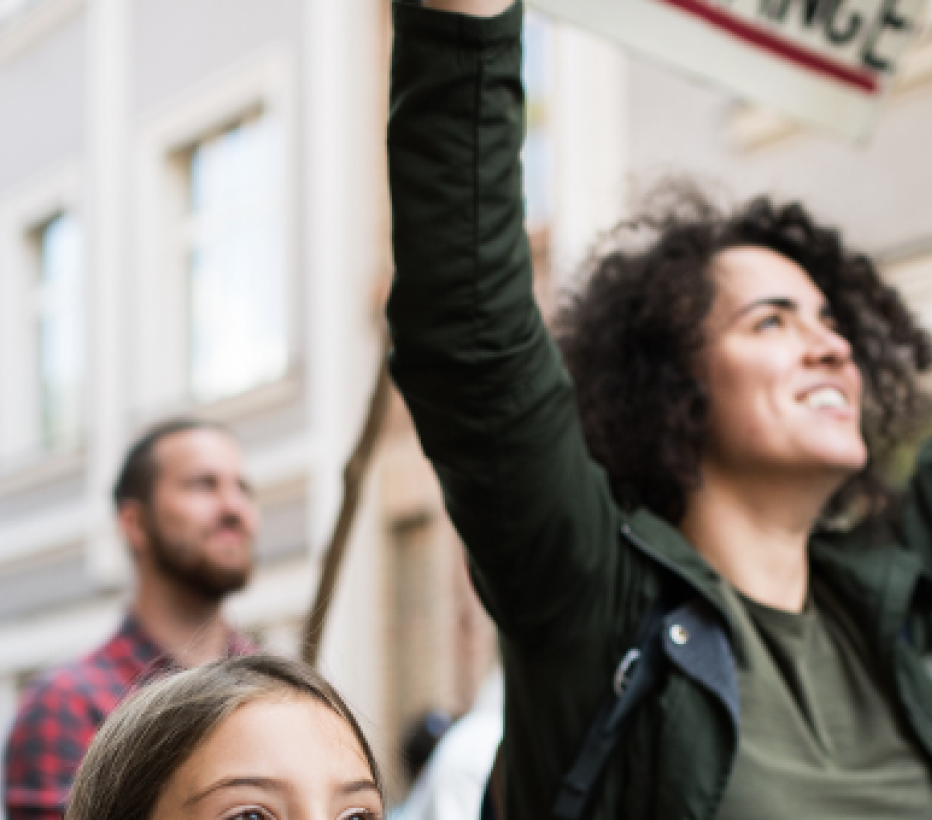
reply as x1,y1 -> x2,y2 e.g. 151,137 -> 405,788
658,0 -> 880,94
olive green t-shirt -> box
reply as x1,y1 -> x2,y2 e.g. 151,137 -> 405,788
715,580 -> 932,819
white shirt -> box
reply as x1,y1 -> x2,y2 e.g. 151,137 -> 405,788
392,669 -> 503,820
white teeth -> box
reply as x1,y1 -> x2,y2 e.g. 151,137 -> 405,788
805,388 -> 847,409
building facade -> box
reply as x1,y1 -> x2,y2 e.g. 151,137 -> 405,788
0,0 -> 408,804
0,0 -> 628,807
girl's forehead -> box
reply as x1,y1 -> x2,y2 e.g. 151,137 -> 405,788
149,696 -> 381,820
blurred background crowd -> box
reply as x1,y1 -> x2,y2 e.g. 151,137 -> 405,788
0,0 -> 930,812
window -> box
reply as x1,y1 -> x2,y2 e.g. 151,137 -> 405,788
523,12 -> 555,231
0,165 -> 82,473
179,112 -> 288,404
32,212 -> 84,452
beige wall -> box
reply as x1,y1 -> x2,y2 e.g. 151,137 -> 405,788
626,36 -> 932,257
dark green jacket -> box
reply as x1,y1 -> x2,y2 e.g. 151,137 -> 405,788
386,3 -> 932,818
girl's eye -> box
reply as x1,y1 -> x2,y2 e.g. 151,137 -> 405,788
341,811 -> 380,820
230,811 -> 269,820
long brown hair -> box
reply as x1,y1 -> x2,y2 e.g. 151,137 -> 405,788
66,654 -> 382,820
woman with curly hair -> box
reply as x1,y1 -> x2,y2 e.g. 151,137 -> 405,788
388,1 -> 932,819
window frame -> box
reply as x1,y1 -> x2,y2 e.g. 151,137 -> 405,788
31,211 -> 86,451
0,161 -> 85,485
133,49 -> 298,425
176,107 -> 289,404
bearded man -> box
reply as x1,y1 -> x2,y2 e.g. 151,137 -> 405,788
2,418 -> 258,820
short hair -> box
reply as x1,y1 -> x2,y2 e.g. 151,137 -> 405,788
557,183 -> 932,524
66,655 -> 383,820
113,418 -> 230,509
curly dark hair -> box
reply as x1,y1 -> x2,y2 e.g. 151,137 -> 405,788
556,184 -> 932,525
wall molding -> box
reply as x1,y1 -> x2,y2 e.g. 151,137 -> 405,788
0,0 -> 84,63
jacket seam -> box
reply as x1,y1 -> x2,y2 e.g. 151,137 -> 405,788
471,39 -> 520,585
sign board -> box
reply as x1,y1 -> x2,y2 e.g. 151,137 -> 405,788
529,0 -> 929,139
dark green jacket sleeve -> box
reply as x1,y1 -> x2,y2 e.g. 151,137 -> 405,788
387,1 -> 627,645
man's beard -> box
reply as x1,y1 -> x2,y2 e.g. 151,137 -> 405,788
143,513 -> 251,603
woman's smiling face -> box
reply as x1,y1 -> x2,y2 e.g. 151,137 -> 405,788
149,697 -> 383,820
700,245 -> 867,484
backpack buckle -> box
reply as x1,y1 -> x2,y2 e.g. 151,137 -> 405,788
613,648 -> 641,696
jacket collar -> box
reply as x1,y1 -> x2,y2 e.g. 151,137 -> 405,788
623,509 -> 737,636
624,507 -> 924,659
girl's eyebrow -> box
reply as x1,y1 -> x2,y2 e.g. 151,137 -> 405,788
183,776 -> 286,807
183,776 -> 380,807
336,778 -> 380,798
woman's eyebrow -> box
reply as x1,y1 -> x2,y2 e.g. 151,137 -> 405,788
183,776 -> 286,807
729,296 -> 798,324
725,297 -> 836,331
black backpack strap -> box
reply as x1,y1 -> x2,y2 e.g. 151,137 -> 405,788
552,597 -> 673,820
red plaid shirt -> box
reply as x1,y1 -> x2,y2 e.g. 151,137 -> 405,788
2,614 -> 254,820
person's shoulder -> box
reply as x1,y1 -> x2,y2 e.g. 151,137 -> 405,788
16,649 -> 108,716
3,663 -> 98,770
3,650 -> 117,813
15,626 -> 139,721
227,627 -> 259,657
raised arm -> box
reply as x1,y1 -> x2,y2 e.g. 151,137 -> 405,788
387,1 -> 625,642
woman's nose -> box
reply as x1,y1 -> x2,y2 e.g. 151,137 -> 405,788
804,322 -> 852,366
